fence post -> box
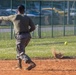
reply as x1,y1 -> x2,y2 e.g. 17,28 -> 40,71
63,1 -> 65,36
74,14 -> 76,35
10,0 -> 12,13
11,23 -> 13,39
36,24 -> 39,38
51,1 -> 53,38
67,1 -> 70,25
39,1 -> 41,38
31,24 -> 39,38
25,0 -> 26,11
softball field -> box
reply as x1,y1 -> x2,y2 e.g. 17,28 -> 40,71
0,59 -> 76,75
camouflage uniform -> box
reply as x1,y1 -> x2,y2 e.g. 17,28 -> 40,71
0,14 -> 35,63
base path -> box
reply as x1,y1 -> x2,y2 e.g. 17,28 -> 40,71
0,59 -> 76,75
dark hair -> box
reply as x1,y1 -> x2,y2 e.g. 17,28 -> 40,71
18,5 -> 25,13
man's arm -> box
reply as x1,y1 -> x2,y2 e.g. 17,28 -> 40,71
29,18 -> 35,32
0,16 -> 10,21
0,15 -> 14,21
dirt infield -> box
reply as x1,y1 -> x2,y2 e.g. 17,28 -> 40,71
0,59 -> 76,75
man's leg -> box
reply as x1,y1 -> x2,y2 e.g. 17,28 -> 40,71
16,37 -> 36,70
15,58 -> 22,69
16,39 -> 23,69
21,38 -> 36,70
18,58 -> 22,68
26,60 -> 36,70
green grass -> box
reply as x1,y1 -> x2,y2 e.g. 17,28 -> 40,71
0,36 -> 76,59
0,30 -> 74,40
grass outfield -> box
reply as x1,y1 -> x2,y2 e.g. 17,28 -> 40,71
0,36 -> 76,59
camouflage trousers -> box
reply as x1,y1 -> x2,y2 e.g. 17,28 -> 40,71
15,33 -> 32,63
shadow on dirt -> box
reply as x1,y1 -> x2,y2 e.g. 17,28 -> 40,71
60,56 -> 76,59
33,56 -> 76,60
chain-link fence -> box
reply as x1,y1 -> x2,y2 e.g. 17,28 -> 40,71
0,0 -> 76,39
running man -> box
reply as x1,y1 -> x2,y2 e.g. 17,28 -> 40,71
0,5 -> 36,70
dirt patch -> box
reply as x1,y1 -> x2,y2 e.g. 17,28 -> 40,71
0,59 -> 76,75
